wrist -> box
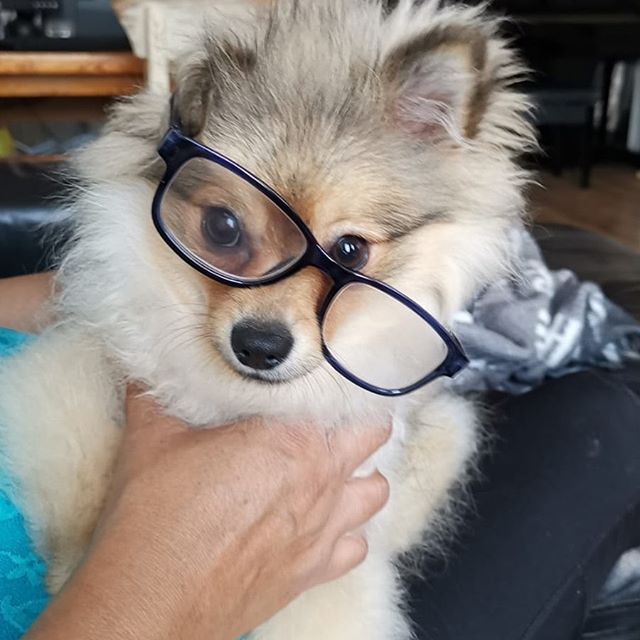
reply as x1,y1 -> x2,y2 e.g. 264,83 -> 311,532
26,524 -> 237,640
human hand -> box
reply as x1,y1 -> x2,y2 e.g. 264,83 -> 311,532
27,387 -> 391,640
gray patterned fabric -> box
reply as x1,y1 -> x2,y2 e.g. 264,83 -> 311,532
451,226 -> 640,395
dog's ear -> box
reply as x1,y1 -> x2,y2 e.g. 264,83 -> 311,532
171,39 -> 257,137
171,55 -> 212,137
381,25 -> 491,142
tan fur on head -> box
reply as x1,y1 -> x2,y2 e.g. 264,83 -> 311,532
56,0 -> 534,427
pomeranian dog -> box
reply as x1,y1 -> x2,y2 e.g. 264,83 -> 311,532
0,1 -> 534,638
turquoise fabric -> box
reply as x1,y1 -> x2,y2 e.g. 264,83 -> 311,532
0,328 -> 49,638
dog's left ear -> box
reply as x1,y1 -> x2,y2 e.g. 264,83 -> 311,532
171,38 -> 257,137
170,55 -> 213,137
382,25 -> 491,141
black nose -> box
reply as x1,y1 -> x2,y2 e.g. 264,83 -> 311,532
230,320 -> 294,371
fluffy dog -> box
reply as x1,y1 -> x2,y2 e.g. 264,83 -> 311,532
0,1 -> 534,638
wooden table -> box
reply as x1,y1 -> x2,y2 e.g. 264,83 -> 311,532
0,51 -> 145,164
0,51 -> 145,98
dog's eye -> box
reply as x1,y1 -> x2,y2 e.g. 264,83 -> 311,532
330,235 -> 369,271
201,206 -> 241,248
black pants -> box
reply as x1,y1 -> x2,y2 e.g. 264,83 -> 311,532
408,364 -> 640,640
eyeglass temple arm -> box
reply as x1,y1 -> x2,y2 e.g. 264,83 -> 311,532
168,94 -> 182,131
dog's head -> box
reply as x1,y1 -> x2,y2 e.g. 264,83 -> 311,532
60,0 -> 534,424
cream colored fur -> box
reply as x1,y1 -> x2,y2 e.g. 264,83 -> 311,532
0,1 -> 533,638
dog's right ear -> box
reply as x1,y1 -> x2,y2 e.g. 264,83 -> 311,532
381,23 -> 491,143
171,39 -> 257,138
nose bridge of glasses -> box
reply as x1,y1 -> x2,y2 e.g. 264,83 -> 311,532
297,242 -> 370,321
305,242 -> 352,286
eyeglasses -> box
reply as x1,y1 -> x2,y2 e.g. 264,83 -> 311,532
152,126 -> 469,396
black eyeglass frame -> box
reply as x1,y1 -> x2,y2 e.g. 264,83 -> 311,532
152,126 -> 469,396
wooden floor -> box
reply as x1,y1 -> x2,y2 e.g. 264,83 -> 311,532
529,166 -> 640,252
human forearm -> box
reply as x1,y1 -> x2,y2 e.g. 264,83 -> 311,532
24,529 -> 237,640
0,273 -> 55,332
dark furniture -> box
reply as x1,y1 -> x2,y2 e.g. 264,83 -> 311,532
500,1 -> 640,184
0,0 -> 130,51
0,164 -> 64,277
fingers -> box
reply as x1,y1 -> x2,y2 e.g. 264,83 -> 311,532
331,470 -> 390,538
321,533 -> 369,584
310,470 -> 388,586
328,422 -> 393,477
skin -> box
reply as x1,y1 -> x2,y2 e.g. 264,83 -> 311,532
0,275 -> 391,639
0,273 -> 55,333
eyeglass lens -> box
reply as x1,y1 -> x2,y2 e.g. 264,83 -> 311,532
322,283 -> 447,389
160,157 -> 308,282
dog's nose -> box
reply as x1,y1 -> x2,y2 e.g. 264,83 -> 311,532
230,320 -> 294,370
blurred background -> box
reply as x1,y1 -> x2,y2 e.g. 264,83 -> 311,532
0,0 -> 638,280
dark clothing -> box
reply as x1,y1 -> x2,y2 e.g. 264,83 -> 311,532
408,364 -> 640,640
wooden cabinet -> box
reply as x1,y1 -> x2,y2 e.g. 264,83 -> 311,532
0,52 -> 144,98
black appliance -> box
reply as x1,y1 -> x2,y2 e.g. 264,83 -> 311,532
0,0 -> 130,51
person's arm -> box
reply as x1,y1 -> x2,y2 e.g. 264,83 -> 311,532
0,273 -> 55,332
25,387 -> 391,640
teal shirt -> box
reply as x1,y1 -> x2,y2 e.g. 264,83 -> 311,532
0,328 -> 49,638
